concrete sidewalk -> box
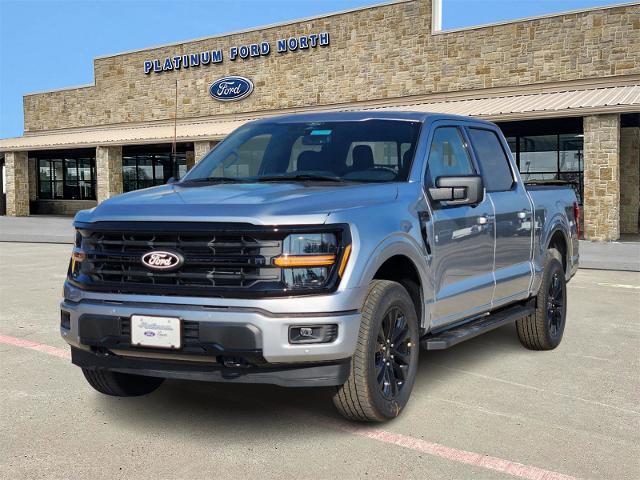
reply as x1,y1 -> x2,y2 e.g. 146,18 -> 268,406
0,215 -> 638,271
0,215 -> 75,244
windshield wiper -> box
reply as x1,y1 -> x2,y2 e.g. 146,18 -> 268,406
182,177 -> 245,183
256,174 -> 347,183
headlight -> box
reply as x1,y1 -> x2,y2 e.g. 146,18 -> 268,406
274,233 -> 341,289
69,230 -> 85,278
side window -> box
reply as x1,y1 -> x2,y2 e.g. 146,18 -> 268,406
468,128 -> 514,192
425,127 -> 475,188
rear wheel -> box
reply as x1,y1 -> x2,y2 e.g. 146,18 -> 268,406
82,368 -> 164,397
516,249 -> 567,350
333,280 -> 419,422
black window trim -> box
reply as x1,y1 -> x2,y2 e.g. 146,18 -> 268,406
465,125 -> 517,193
36,153 -> 97,201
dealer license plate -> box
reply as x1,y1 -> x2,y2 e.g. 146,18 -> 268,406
131,315 -> 181,349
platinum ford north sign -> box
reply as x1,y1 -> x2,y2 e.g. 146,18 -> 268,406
143,32 -> 330,74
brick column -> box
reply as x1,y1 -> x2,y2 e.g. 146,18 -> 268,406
583,114 -> 621,241
620,126 -> 639,234
185,150 -> 196,172
96,146 -> 123,203
28,157 -> 38,201
5,151 -> 30,216
194,141 -> 217,162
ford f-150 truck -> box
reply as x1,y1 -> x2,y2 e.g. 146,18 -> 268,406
61,112 -> 579,421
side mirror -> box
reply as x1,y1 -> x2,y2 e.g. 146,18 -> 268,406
429,175 -> 484,206
166,177 -> 176,184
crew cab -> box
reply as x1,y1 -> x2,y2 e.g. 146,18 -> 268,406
61,112 -> 579,421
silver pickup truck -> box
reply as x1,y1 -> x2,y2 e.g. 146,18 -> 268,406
61,112 -> 579,421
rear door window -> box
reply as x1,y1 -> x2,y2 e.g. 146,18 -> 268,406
468,128 -> 514,192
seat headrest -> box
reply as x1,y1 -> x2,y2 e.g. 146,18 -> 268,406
352,145 -> 374,171
297,151 -> 323,171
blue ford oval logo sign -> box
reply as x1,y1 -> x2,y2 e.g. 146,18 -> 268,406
209,76 -> 254,102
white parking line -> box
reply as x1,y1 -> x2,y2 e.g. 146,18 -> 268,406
596,282 -> 640,289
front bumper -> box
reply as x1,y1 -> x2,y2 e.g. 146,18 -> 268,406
71,347 -> 351,387
60,296 -> 361,365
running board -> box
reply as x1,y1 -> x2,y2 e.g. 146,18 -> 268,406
422,303 -> 535,350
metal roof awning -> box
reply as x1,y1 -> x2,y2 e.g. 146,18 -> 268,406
0,118 -> 248,152
1,84 -> 638,152
382,84 -> 640,120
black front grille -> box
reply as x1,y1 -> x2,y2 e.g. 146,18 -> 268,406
70,222 -> 347,297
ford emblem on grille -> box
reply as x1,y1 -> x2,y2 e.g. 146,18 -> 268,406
209,76 -> 254,102
141,251 -> 184,271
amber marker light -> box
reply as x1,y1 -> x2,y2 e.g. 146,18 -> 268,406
273,254 -> 336,268
338,244 -> 352,277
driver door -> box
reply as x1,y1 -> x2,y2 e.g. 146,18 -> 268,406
422,124 -> 496,328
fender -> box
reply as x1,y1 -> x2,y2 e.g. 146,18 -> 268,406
531,213 -> 571,294
353,232 -> 430,328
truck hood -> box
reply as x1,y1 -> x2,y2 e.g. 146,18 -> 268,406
76,182 -> 399,225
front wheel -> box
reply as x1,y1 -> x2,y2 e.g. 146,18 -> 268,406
516,250 -> 567,350
333,280 -> 419,422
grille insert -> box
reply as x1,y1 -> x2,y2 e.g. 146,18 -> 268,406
70,222 -> 347,297
78,226 -> 283,294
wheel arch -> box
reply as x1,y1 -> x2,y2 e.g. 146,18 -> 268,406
545,226 -> 570,275
357,236 -> 428,329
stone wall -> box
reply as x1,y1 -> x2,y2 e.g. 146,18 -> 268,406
22,1 -> 640,132
31,200 -> 97,216
96,146 -> 123,203
583,114 -> 621,241
194,141 -> 217,162
28,158 -> 37,201
620,126 -> 640,234
5,151 -> 30,216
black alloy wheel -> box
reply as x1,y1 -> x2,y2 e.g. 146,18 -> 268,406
546,271 -> 565,338
333,280 -> 419,422
375,307 -> 413,400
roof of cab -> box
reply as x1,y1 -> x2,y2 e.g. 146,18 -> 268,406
250,110 -> 497,126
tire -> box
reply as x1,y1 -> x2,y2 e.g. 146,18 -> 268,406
82,368 -> 164,397
516,249 -> 567,350
333,280 -> 420,422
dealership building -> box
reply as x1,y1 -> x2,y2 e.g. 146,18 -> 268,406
0,0 -> 638,241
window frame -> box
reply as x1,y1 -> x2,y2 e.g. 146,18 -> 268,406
506,132 -> 584,204
35,151 -> 96,201
122,145 -> 190,193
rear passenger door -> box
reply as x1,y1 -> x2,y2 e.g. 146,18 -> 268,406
422,124 -> 496,327
467,127 -> 534,306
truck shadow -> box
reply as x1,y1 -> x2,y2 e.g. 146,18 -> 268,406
95,323 -> 524,436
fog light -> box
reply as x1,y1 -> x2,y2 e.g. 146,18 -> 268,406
289,324 -> 338,344
60,310 -> 71,330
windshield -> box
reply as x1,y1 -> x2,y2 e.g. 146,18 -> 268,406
182,120 -> 421,184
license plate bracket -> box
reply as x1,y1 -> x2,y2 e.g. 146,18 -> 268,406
131,315 -> 181,349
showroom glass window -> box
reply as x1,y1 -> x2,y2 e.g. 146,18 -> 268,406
122,143 -> 191,192
504,134 -> 583,203
35,150 -> 96,200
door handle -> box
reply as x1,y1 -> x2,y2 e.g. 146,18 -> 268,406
477,215 -> 489,225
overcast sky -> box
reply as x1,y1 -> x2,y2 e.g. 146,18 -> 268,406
0,0 -> 625,138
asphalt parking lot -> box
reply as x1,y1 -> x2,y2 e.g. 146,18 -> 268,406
1,242 -> 638,480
